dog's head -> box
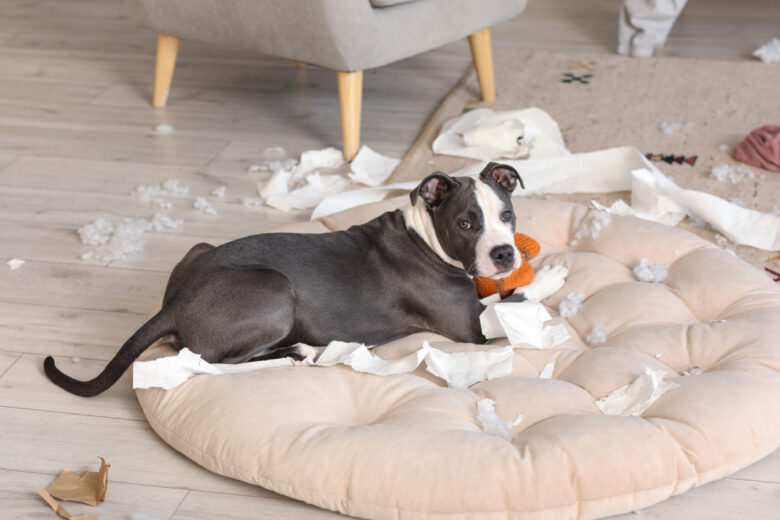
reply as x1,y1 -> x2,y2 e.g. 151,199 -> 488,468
405,162 -> 524,278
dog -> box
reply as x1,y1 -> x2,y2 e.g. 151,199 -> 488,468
44,162 -> 567,397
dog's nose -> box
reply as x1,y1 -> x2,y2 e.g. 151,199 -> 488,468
489,245 -> 515,267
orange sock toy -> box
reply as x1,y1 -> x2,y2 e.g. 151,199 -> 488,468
474,233 -> 540,299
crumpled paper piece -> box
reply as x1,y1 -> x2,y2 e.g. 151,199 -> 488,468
37,457 -> 109,520
348,145 -> 401,187
480,300 -> 570,349
595,368 -> 678,416
424,342 -> 514,388
475,398 -> 522,441
432,108 -> 569,161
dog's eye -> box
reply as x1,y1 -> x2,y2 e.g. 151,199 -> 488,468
458,219 -> 472,230
500,210 -> 513,222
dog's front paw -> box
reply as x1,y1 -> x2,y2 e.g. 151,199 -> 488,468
523,264 -> 569,301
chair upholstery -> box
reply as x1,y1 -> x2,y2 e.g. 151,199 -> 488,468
128,0 -> 527,71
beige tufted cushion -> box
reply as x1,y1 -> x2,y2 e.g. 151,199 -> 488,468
135,199 -> 780,520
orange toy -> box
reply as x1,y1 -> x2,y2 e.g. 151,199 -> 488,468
474,233 -> 540,299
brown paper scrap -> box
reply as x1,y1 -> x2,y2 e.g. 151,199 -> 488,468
37,488 -> 99,520
47,457 -> 109,506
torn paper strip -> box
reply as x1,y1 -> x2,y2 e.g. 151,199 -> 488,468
595,368 -> 678,416
432,108 -> 569,161
37,488 -> 99,520
475,398 -> 522,441
7,258 -> 25,270
348,145 -> 400,187
314,341 -> 428,376
423,342 -> 514,388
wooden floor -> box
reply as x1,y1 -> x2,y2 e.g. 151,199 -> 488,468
1,0 -> 778,518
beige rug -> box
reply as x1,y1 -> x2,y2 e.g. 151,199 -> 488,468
389,50 -> 780,274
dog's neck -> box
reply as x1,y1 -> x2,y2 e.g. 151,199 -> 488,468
402,202 -> 464,270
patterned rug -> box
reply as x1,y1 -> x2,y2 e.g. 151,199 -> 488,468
388,50 -> 780,274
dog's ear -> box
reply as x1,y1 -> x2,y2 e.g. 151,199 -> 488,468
479,162 -> 524,192
410,172 -> 457,208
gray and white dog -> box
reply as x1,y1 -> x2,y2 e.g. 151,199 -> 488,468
45,162 -> 566,397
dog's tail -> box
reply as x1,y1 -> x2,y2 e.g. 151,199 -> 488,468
44,309 -> 175,397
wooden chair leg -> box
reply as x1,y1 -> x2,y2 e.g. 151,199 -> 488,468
468,28 -> 496,103
293,60 -> 306,68
153,33 -> 180,108
337,70 -> 363,161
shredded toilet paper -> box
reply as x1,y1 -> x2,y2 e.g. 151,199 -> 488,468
586,324 -> 607,346
480,301 -> 570,349
7,258 -> 25,270
595,367 -> 678,416
134,341 -> 519,391
193,196 -> 217,216
475,398 -> 522,441
633,257 -> 668,283
570,210 -> 612,246
423,342 -> 514,388
348,145 -> 400,187
432,108 -> 569,161
78,213 -> 183,262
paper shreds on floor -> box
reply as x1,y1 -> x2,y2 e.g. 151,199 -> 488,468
423,342 -> 514,388
193,196 -> 217,216
7,258 -> 25,270
595,368 -> 678,416
154,123 -> 173,134
240,196 -> 264,209
559,292 -> 585,318
255,147 -> 349,211
348,145 -> 400,187
753,38 -> 780,63
132,179 -> 189,209
633,257 -> 668,283
475,398 -> 522,441
658,121 -> 694,134
710,163 -> 758,183
211,186 -> 226,198
37,456 -> 109,520
480,301 -> 570,349
539,361 -> 555,379
78,214 -> 182,262
586,324 -> 607,346
570,210 -> 611,246
717,144 -> 729,152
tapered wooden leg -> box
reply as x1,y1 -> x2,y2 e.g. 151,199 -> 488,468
293,60 -> 306,68
153,33 -> 180,108
337,70 -> 363,161
468,28 -> 496,103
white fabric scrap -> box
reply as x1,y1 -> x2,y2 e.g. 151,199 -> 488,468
7,258 -> 25,270
754,38 -> 780,63
586,324 -> 607,346
432,108 -> 569,161
423,342 -> 513,388
633,257 -> 668,283
481,301 -> 570,349
475,398 -> 522,441
559,292 -> 585,318
348,145 -> 400,187
539,362 -> 555,379
595,368 -> 678,416
193,196 -> 217,216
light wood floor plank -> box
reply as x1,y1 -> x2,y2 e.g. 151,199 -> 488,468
0,407 -> 281,497
0,301 -> 146,360
0,351 -> 22,378
0,468 -> 188,520
728,448 -> 780,485
0,353 -> 143,421
607,477 -> 780,519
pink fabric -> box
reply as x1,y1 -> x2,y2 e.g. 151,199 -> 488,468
733,125 -> 780,172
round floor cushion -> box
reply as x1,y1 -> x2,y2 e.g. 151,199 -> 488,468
135,198 -> 780,520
